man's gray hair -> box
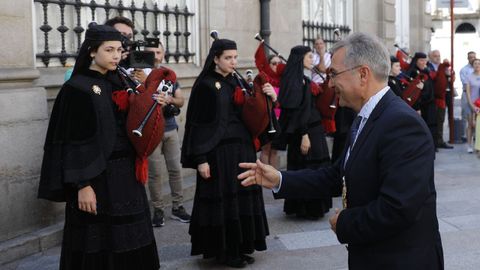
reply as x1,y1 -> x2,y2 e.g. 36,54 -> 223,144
330,32 -> 390,82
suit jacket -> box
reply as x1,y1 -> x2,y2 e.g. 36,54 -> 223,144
276,90 -> 444,270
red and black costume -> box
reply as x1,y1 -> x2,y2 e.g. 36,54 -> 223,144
277,45 -> 331,219
434,62 -> 454,148
181,39 -> 268,266
407,52 -> 438,149
38,24 -> 159,270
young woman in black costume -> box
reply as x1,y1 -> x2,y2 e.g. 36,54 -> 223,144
38,24 -> 159,270
407,52 -> 437,149
277,45 -> 332,220
181,38 -> 271,268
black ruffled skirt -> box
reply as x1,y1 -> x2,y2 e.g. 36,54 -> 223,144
283,123 -> 332,219
60,156 -> 159,270
189,139 -> 269,259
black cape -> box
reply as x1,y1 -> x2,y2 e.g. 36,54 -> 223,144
181,71 -> 240,168
388,76 -> 404,97
38,70 -> 117,202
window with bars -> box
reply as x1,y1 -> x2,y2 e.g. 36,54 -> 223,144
33,0 -> 197,67
301,0 -> 352,49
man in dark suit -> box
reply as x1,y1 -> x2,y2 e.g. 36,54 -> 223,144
238,32 -> 444,270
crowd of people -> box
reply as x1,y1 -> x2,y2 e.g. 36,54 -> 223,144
37,15 -> 480,270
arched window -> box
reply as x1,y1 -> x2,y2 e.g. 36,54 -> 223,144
455,23 -> 476,34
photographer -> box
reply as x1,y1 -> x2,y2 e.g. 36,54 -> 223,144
129,38 -> 164,83
105,16 -> 134,60
143,40 -> 191,227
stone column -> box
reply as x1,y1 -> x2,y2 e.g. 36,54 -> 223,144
0,0 -> 63,264
409,0 -> 432,53
259,0 -> 271,54
383,0 -> 397,53
352,0 -> 396,46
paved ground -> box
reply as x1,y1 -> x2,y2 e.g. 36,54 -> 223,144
2,97 -> 480,269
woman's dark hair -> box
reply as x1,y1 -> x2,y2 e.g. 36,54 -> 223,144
267,54 -> 279,64
213,48 -> 228,58
71,40 -> 103,76
105,16 -> 135,29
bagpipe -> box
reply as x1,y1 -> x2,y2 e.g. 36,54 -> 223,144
398,70 -> 428,107
114,66 -> 177,184
210,31 -> 276,143
253,32 -> 338,133
253,33 -> 285,88
394,44 -> 412,72
117,65 -> 144,94
254,31 -> 331,92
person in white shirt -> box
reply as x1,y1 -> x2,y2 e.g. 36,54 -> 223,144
460,51 -> 476,141
311,37 -> 331,84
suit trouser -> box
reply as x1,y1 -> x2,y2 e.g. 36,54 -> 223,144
436,107 -> 446,145
148,129 -> 184,210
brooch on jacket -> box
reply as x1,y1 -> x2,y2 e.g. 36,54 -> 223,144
92,85 -> 102,95
215,81 -> 221,90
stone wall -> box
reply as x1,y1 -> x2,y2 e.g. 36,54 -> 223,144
409,0 -> 432,53
0,1 -> 65,264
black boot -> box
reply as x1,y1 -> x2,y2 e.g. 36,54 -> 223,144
223,256 -> 247,268
240,254 -> 255,264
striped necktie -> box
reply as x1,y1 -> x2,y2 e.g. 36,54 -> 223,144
349,116 -> 363,149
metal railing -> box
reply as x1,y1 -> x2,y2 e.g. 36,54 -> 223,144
302,21 -> 351,49
34,0 -> 196,67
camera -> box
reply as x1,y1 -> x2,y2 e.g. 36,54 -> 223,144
157,80 -> 180,117
120,37 -> 156,69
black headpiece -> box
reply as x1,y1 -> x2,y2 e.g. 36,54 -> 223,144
210,39 -> 237,54
71,23 -> 122,76
85,22 -> 123,41
390,56 -> 399,64
190,38 -> 237,92
413,52 -> 427,59
408,51 -> 428,71
278,45 -> 312,109
290,45 -> 312,56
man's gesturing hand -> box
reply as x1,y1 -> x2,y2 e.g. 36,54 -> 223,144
238,159 -> 280,189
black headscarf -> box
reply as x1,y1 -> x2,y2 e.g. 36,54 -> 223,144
181,38 -> 238,168
186,38 -> 237,125
408,52 -> 427,72
390,56 -> 399,65
190,39 -> 237,91
72,23 -> 123,76
278,45 -> 312,109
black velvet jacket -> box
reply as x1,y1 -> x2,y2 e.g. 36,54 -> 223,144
181,71 -> 249,169
38,70 -> 117,202
388,76 -> 404,97
278,76 -> 321,136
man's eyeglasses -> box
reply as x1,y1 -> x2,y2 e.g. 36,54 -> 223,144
327,65 -> 363,80
270,61 -> 280,66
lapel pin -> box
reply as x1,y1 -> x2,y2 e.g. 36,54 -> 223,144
215,81 -> 221,90
92,85 -> 102,95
